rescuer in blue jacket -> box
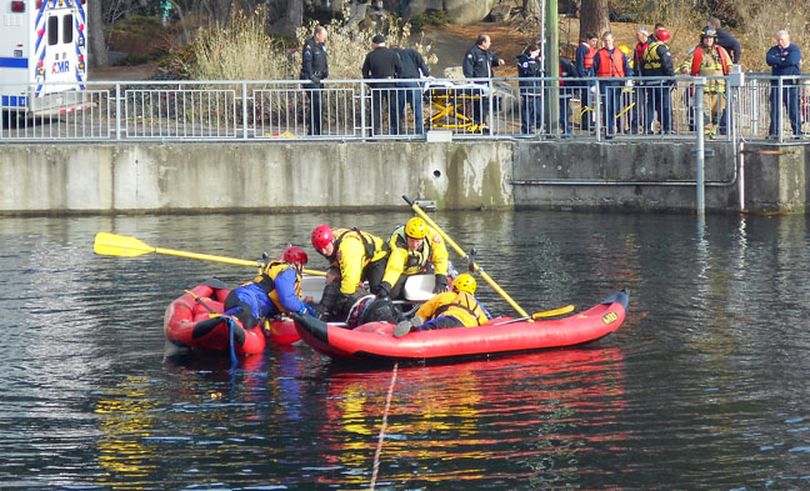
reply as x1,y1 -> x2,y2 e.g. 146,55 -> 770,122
193,246 -> 317,339
766,30 -> 804,138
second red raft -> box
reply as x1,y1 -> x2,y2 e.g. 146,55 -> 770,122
163,280 -> 301,356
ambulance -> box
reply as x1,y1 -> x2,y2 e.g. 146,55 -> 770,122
1,0 -> 88,117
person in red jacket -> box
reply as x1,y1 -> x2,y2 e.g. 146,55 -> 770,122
592,31 -> 630,139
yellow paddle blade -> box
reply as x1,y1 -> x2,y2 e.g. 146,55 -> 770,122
93,232 -> 156,257
532,304 -> 576,319
94,231 -> 328,276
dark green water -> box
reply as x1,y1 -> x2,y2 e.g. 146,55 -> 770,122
2,210 -> 809,489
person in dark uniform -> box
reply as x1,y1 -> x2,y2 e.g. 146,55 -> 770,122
708,18 -> 741,63
516,38 -> 544,135
362,34 -> 403,135
395,46 -> 430,135
462,34 -> 505,131
300,26 -> 329,136
559,51 -> 577,137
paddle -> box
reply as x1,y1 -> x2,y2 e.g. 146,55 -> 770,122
491,304 -> 576,326
93,232 -> 326,276
402,195 -> 530,318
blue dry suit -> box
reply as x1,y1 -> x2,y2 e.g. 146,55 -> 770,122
225,265 -> 317,329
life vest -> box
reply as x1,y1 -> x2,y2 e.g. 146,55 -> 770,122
431,291 -> 489,327
392,226 -> 432,273
249,261 -> 302,313
582,43 -> 596,69
689,45 -> 732,76
333,227 -> 388,265
595,48 -> 625,77
642,41 -> 667,71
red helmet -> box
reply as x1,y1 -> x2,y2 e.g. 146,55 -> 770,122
281,245 -> 308,265
311,224 -> 334,250
655,28 -> 671,42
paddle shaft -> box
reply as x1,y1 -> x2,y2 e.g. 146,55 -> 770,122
155,246 -> 325,276
491,304 -> 576,326
402,195 -> 529,318
94,232 -> 325,276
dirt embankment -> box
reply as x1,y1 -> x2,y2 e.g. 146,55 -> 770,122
90,19 -> 650,81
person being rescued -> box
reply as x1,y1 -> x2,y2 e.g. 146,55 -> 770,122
378,216 -> 450,301
393,273 -> 491,337
310,223 -> 390,321
193,246 -> 317,343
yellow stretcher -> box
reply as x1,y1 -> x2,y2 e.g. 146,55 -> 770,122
424,81 -> 492,133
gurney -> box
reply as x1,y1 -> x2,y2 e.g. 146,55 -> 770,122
424,81 -> 493,133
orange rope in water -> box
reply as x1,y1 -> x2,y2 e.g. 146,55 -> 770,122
370,362 -> 398,490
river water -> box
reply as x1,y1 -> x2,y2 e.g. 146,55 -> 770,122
1,210 -> 809,489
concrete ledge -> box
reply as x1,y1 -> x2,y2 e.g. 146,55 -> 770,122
1,140 -> 807,215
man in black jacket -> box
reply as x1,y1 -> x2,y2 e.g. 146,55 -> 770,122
362,34 -> 403,135
462,34 -> 504,131
709,18 -> 741,63
300,26 -> 329,135
395,47 -> 430,135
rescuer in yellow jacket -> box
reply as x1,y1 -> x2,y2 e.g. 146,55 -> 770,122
393,273 -> 491,337
311,224 -> 389,321
379,216 -> 450,300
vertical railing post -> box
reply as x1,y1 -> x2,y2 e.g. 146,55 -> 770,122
360,82 -> 367,141
777,77 -> 784,142
242,81 -> 249,141
115,82 -> 122,141
594,79 -> 602,141
695,78 -> 706,217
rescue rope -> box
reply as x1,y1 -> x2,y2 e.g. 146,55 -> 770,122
370,362 -> 398,490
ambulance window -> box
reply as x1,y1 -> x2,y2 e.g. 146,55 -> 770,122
48,16 -> 58,45
63,15 -> 74,44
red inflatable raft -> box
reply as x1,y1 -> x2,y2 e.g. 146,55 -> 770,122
163,280 -> 300,356
292,290 -> 629,362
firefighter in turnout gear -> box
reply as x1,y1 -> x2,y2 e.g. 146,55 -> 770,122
311,224 -> 390,321
378,216 -> 450,301
680,27 -> 733,136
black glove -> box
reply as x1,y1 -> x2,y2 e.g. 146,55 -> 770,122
377,281 -> 392,300
433,274 -> 448,293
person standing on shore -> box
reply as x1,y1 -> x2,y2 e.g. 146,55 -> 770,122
300,26 -> 329,136
766,30 -> 803,138
680,27 -> 733,137
708,18 -> 741,64
593,31 -> 630,139
395,46 -> 430,135
462,34 -> 505,131
362,34 -> 403,135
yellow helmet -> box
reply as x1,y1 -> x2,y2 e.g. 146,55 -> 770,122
404,217 -> 428,240
452,273 -> 477,294
618,44 -> 632,57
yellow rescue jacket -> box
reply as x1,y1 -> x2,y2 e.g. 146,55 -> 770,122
382,224 -> 449,287
330,228 -> 389,295
415,291 -> 488,328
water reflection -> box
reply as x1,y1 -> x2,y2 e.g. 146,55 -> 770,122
317,348 -> 626,487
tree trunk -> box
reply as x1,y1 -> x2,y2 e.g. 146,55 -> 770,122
523,0 -> 541,22
88,0 -> 109,67
268,0 -> 303,38
579,0 -> 609,40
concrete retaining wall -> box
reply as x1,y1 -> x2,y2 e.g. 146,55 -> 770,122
1,140 -> 807,215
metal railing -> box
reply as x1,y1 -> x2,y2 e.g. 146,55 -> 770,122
1,75 -> 808,143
